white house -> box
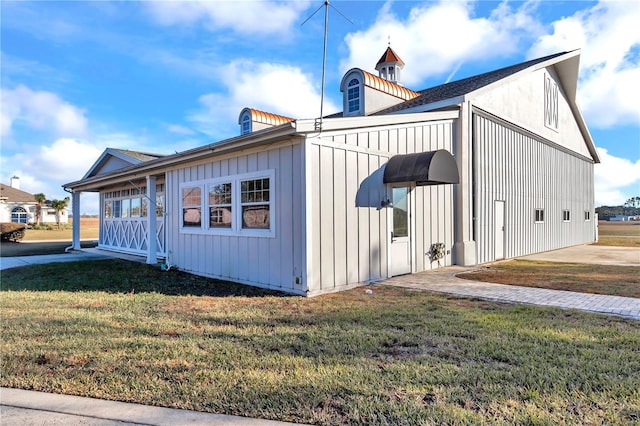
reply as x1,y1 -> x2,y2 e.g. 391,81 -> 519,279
64,48 -> 599,296
0,177 -> 69,225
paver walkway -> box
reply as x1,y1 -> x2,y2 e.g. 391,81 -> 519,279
383,266 -> 640,320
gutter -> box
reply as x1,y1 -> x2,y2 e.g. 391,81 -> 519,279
64,122 -> 298,192
64,110 -> 461,192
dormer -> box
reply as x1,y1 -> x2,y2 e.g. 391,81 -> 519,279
340,69 -> 419,117
238,108 -> 294,135
375,46 -> 405,85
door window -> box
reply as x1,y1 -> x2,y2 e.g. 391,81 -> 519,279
392,187 -> 408,238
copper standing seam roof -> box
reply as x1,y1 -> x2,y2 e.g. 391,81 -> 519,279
376,46 -> 405,67
248,108 -> 295,126
361,69 -> 419,101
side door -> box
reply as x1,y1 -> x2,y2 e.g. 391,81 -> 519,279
389,186 -> 412,276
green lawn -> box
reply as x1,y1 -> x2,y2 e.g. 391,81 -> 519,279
2,260 -> 639,425
457,260 -> 640,298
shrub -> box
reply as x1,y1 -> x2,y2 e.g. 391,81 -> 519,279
1,222 -> 26,242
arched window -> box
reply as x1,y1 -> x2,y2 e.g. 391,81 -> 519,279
347,78 -> 360,113
11,206 -> 28,223
241,114 -> 251,135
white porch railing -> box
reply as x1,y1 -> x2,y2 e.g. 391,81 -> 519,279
101,217 -> 165,257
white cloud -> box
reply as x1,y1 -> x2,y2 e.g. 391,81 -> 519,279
167,124 -> 196,136
146,0 -> 311,36
1,84 -> 88,138
340,0 -> 542,87
528,0 -> 640,128
1,138 -> 103,212
594,147 -> 640,206
188,60 -> 338,139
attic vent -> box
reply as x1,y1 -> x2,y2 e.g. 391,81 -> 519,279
544,74 -> 559,130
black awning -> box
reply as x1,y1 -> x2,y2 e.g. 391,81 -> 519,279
383,149 -> 459,186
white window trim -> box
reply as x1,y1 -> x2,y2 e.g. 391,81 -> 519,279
344,74 -> 362,117
534,208 -> 545,223
584,210 -> 591,221
179,169 -> 276,238
562,209 -> 571,222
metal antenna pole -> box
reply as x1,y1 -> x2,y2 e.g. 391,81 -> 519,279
301,0 -> 352,132
319,0 -> 329,131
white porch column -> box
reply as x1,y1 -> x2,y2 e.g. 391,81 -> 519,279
146,175 -> 158,264
71,191 -> 81,250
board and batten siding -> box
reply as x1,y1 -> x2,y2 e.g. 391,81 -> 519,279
306,119 -> 456,296
473,112 -> 595,264
165,142 -> 305,295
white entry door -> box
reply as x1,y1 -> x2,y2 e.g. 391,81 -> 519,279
389,186 -> 412,276
494,200 -> 505,260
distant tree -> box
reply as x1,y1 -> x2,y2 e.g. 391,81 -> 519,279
33,193 -> 46,224
50,197 -> 70,229
624,196 -> 640,208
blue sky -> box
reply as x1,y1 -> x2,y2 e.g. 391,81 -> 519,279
2,0 -> 639,214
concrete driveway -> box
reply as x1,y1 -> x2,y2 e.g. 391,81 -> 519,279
518,244 -> 639,266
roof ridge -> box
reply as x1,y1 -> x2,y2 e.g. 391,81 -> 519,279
375,51 -> 572,115
111,148 -> 166,157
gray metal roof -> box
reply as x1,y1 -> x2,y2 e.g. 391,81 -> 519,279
110,149 -> 166,162
375,51 -> 570,115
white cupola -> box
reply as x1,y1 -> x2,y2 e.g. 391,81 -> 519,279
375,45 -> 405,86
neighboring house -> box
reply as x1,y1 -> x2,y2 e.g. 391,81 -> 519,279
64,48 -> 599,296
0,177 -> 69,225
610,215 -> 639,222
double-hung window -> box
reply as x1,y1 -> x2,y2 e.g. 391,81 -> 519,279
182,186 -> 202,227
209,182 -> 232,228
180,170 -> 275,237
241,178 -> 270,229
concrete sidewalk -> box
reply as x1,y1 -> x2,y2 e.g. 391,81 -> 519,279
0,252 -> 110,270
0,388 -> 304,426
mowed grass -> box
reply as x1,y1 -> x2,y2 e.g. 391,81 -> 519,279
457,260 -> 640,298
593,221 -> 640,247
593,236 -> 640,247
598,221 -> 640,237
2,260 -> 639,425
22,217 -> 100,242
